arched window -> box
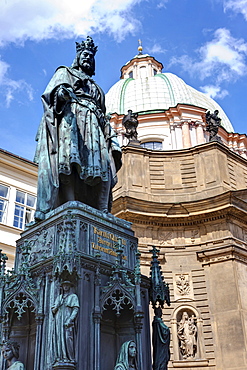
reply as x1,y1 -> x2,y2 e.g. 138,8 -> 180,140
129,71 -> 133,78
139,66 -> 147,78
141,141 -> 163,150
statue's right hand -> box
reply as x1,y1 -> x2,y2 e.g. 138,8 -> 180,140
52,307 -> 58,315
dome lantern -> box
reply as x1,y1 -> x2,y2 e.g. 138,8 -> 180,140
120,53 -> 163,80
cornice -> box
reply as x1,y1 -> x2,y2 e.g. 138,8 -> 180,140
119,140 -> 247,164
0,149 -> 38,177
197,244 -> 247,265
112,190 -> 247,226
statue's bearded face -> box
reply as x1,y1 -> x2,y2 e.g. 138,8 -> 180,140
79,49 -> 95,75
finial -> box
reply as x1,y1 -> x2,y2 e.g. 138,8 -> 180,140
138,39 -> 143,55
149,246 -> 170,308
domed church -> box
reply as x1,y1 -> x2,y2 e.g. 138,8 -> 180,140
107,45 -> 247,369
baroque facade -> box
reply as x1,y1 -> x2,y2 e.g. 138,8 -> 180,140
107,51 -> 247,369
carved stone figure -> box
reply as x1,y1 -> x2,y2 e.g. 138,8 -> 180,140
177,311 -> 197,359
2,341 -> 25,369
206,110 -> 221,142
52,281 -> 79,365
152,306 -> 170,370
34,36 -> 122,221
122,110 -> 139,143
114,341 -> 138,370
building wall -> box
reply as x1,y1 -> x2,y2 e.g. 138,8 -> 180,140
112,141 -> 247,369
0,149 -> 38,267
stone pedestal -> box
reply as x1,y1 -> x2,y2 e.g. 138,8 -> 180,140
127,138 -> 141,147
1,201 -> 151,370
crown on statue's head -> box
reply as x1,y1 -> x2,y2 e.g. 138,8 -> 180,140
76,36 -> 98,56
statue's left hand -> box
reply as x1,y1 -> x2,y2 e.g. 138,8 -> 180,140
65,319 -> 74,328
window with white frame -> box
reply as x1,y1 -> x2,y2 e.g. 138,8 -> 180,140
13,190 -> 36,229
141,141 -> 163,150
0,184 -> 9,223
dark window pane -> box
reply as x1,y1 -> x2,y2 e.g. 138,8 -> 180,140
153,142 -> 163,150
141,141 -> 163,150
14,205 -> 24,228
26,194 -> 36,207
0,184 -> 8,198
0,199 -> 6,222
16,190 -> 25,204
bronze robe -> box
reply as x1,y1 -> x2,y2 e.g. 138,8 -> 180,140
34,66 -> 121,219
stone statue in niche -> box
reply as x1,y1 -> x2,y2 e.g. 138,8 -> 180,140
177,311 -> 197,359
51,281 -> 79,365
2,341 -> 25,369
152,306 -> 170,370
114,341 -> 138,370
122,110 -> 139,143
206,110 -> 222,142
34,36 -> 122,221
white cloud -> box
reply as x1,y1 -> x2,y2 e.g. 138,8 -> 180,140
157,0 -> 170,8
0,57 -> 33,108
0,59 -> 9,84
200,85 -> 229,99
0,0 -> 142,46
0,0 -> 143,106
170,28 -> 247,98
224,0 -> 247,20
147,43 -> 167,54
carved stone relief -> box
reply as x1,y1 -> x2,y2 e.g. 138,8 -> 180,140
23,226 -> 55,265
174,273 -> 194,301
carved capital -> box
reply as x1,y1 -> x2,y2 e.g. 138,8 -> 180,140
35,314 -> 45,325
134,312 -> 144,333
92,312 -> 101,323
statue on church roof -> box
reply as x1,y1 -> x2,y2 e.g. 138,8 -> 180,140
122,109 -> 139,145
206,110 -> 222,142
34,36 -> 122,221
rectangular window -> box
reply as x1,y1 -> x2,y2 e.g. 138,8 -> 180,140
0,184 -> 9,223
13,190 -> 36,229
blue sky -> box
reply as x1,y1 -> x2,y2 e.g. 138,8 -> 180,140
0,0 -> 247,160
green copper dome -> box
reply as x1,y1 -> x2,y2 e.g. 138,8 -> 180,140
105,70 -> 234,133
